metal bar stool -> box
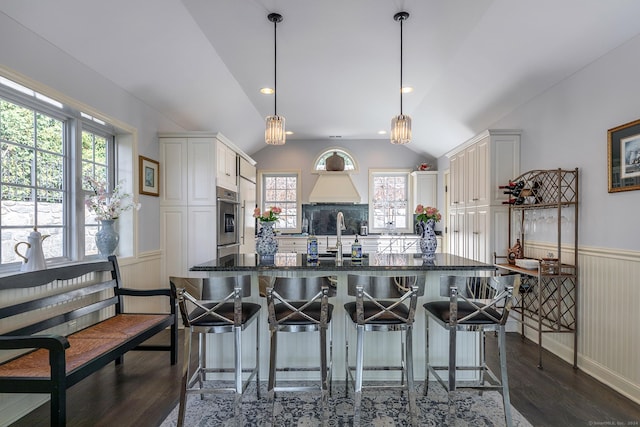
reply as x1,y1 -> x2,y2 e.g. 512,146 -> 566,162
170,275 -> 260,427
423,274 -> 521,427
344,274 -> 426,426
260,275 -> 334,413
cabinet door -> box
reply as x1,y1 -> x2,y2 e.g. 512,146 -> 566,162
412,171 -> 437,208
187,206 -> 217,267
188,138 -> 216,205
466,144 -> 479,205
449,155 -> 460,207
475,138 -> 490,206
450,151 -> 466,208
159,138 -> 188,206
467,206 -> 490,262
160,206 -> 188,278
239,177 -> 256,254
216,141 -> 238,191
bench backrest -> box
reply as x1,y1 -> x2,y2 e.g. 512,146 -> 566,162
0,256 -> 124,338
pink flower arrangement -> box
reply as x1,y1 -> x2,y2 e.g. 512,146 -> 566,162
84,176 -> 140,220
253,206 -> 282,222
415,205 -> 441,223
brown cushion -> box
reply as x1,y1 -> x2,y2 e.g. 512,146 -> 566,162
189,302 -> 261,326
274,301 -> 334,325
424,301 -> 502,324
344,301 -> 410,324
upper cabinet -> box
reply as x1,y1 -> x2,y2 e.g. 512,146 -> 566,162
159,135 -> 217,206
411,171 -> 438,208
159,133 -> 242,206
216,139 -> 238,191
449,130 -> 521,208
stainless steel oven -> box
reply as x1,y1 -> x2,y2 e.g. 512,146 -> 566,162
217,187 -> 240,257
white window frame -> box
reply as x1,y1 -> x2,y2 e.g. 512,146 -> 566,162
258,169 -> 301,232
0,69 -> 137,270
313,147 -> 358,172
368,168 -> 412,234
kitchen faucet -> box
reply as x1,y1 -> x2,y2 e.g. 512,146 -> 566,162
336,211 -> 346,262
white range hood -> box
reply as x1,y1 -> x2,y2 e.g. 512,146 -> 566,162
308,172 -> 361,203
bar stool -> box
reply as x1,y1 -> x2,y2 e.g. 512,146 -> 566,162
344,274 -> 426,425
423,274 -> 521,427
170,275 -> 261,427
260,275 -> 334,409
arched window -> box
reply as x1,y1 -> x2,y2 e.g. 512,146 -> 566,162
313,148 -> 357,171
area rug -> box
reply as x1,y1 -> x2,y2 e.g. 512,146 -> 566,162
159,381 -> 533,426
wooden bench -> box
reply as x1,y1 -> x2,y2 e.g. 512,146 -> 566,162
0,256 -> 177,427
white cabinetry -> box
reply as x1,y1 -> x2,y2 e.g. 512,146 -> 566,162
216,139 -> 238,191
159,133 -> 244,278
238,157 -> 257,254
447,130 -> 520,263
160,135 -> 218,278
411,171 -> 437,208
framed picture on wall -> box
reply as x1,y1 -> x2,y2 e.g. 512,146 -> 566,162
139,156 -> 160,196
608,118 -> 640,193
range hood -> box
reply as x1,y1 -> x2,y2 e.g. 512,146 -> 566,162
308,172 -> 361,203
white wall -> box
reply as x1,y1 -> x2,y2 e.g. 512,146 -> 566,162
252,139 -> 435,203
0,12 -> 183,253
491,33 -> 640,252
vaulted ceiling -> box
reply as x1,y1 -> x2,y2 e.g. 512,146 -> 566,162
2,0 -> 640,158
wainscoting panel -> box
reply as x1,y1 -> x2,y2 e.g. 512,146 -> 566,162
523,242 -> 640,404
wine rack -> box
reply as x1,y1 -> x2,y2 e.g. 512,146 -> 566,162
494,168 -> 579,369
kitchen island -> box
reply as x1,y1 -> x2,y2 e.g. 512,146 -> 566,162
190,252 -> 496,381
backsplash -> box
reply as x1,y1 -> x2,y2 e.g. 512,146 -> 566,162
302,204 -> 368,235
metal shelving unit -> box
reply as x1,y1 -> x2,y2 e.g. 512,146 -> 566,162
494,168 -> 579,369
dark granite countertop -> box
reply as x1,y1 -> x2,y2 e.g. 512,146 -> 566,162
191,253 -> 494,272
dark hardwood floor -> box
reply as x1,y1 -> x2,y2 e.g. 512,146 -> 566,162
9,331 -> 640,427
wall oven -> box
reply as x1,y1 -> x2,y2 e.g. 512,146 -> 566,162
217,187 -> 240,257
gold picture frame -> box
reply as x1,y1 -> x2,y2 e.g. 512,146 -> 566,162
608,118 -> 640,193
139,156 -> 160,197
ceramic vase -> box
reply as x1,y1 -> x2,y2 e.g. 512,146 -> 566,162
419,219 -> 437,260
256,221 -> 278,256
96,219 -> 119,257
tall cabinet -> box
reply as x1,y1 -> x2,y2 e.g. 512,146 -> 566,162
494,168 -> 579,369
159,132 -> 250,279
238,157 -> 257,254
447,129 -> 521,263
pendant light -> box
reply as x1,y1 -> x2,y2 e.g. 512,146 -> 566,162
390,11 -> 411,145
265,12 -> 286,145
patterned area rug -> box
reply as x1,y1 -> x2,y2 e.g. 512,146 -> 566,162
159,381 -> 533,426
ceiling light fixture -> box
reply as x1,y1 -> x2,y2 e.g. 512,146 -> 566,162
265,12 -> 285,145
390,11 -> 411,145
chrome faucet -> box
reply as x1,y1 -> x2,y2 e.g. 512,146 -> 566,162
336,211 -> 346,262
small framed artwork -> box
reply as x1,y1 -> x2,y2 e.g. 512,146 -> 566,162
608,118 -> 640,193
139,156 -> 160,197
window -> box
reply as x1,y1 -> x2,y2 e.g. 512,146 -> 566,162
0,75 -> 117,267
260,171 -> 300,231
314,148 -> 357,171
369,169 -> 411,233
81,128 -> 115,256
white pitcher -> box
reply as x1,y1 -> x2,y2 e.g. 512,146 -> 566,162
14,228 -> 50,272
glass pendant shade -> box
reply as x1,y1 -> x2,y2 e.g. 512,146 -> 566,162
390,114 -> 412,145
265,114 -> 286,145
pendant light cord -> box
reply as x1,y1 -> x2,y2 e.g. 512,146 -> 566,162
399,17 -> 403,115
273,18 -> 278,116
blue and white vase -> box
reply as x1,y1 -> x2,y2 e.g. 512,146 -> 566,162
418,219 -> 437,260
256,221 -> 278,256
96,219 -> 119,258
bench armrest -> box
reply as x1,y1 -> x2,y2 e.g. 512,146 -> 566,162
0,334 -> 69,351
